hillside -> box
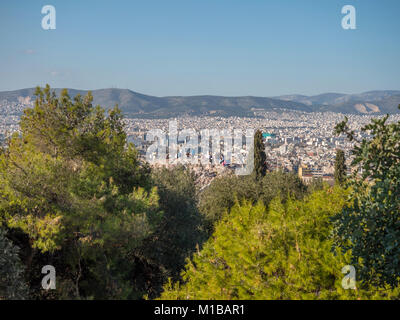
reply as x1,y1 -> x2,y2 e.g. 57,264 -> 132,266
275,90 -> 400,114
1,88 -> 400,118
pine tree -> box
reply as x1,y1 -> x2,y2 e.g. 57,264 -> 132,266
334,149 -> 347,185
253,130 -> 267,180
0,85 -> 162,299
161,187 -> 400,300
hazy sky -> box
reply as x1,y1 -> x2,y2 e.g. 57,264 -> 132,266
0,0 -> 399,96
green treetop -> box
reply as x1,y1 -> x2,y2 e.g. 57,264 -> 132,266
253,130 -> 267,180
0,85 -> 162,299
334,149 -> 347,186
334,108 -> 400,287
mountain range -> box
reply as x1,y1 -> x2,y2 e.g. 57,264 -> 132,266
1,88 -> 400,118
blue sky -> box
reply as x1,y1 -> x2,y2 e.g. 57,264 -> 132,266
0,0 -> 399,96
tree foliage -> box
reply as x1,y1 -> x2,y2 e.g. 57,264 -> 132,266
199,171 -> 307,231
0,85 -> 162,299
334,110 -> 400,287
161,187 -> 400,300
130,165 -> 206,298
161,188 -> 347,299
0,228 -> 28,300
334,149 -> 347,186
253,130 -> 267,180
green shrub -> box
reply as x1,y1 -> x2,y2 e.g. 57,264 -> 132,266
334,112 -> 400,287
161,187 -> 400,300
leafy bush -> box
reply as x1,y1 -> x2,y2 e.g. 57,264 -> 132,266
199,171 -> 307,230
161,187 -> 400,300
334,112 -> 400,287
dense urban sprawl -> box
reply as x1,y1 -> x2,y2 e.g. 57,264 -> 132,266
2,98 -> 399,184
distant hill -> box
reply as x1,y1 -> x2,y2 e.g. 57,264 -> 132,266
275,90 -> 400,114
1,88 -> 400,118
276,93 -> 346,106
0,88 -> 313,118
